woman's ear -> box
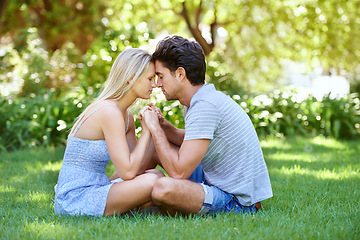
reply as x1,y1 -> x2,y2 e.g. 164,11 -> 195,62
127,77 -> 134,84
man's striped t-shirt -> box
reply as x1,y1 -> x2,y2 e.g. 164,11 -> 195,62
183,84 -> 273,206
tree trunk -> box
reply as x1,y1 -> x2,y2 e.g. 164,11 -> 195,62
180,1 -> 215,56
0,0 -> 9,32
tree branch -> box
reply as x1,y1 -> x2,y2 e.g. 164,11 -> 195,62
0,0 -> 9,32
195,0 -> 202,27
181,2 -> 194,35
210,0 -> 218,46
180,1 -> 214,56
43,0 -> 52,12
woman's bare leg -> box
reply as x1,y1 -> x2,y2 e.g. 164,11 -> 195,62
104,172 -> 162,216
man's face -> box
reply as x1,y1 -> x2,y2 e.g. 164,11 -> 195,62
155,60 -> 180,101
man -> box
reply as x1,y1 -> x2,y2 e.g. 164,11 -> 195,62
142,35 -> 272,215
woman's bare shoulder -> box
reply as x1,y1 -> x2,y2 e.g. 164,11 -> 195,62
92,100 -> 121,116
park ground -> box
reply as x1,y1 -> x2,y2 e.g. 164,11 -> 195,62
0,136 -> 359,239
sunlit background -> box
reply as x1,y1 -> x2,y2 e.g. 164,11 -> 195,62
1,0 -> 360,95
0,0 -> 359,150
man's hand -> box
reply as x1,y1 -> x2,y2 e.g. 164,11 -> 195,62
146,103 -> 184,147
146,103 -> 165,125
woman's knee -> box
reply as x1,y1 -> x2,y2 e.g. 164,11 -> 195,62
145,168 -> 165,178
137,172 -> 161,190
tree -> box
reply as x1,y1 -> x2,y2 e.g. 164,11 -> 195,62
110,0 -> 360,91
1,0 -> 359,92
1,0 -> 108,53
0,0 -> 8,31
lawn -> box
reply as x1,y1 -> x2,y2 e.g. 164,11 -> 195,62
0,136 -> 359,239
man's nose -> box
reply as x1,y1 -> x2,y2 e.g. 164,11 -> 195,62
156,79 -> 162,87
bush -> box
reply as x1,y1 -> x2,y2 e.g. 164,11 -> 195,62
1,89 -> 359,152
129,90 -> 185,136
0,92 -> 90,151
232,90 -> 360,139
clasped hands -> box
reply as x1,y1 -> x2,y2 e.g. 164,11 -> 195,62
138,103 -> 164,132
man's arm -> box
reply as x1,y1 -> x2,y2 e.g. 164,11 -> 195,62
160,119 -> 184,147
147,103 -> 184,147
143,109 -> 209,179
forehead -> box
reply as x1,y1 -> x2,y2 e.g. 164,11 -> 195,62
143,62 -> 155,77
155,61 -> 170,75
147,61 -> 155,72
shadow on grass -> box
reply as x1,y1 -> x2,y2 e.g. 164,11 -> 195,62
262,137 -> 360,172
1,139 -> 360,239
0,147 -> 63,220
261,137 -> 360,220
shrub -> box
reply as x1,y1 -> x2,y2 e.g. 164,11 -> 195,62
0,92 -> 90,151
1,89 -> 359,152
129,90 -> 185,136
232,90 -> 360,139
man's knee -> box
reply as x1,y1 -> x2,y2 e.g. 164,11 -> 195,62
151,177 -> 175,205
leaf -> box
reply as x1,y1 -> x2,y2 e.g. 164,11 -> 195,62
333,119 -> 341,139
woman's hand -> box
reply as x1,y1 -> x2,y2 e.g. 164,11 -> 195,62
138,105 -> 152,121
142,108 -> 161,132
146,103 -> 165,125
138,106 -> 152,133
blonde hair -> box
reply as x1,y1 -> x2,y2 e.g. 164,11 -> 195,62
68,48 -> 151,137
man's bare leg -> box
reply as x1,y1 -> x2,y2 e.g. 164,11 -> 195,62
151,177 -> 205,216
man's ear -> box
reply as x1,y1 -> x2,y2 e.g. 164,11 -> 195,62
176,67 -> 186,81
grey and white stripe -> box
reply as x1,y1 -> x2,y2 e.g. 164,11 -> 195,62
184,84 -> 273,206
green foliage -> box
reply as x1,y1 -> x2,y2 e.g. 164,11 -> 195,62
109,0 -> 360,91
205,51 -> 245,96
1,89 -> 359,152
1,11 -> 154,98
1,0 -> 107,53
0,19 -> 158,152
0,28 -> 80,97
1,7 -> 359,150
2,0 -> 360,93
129,91 -> 185,135
1,138 -> 359,239
232,90 -> 360,139
0,92 -> 90,151
77,25 -> 155,97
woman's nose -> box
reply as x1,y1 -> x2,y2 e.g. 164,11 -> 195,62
151,78 -> 157,88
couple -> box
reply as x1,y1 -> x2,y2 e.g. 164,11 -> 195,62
54,35 -> 273,217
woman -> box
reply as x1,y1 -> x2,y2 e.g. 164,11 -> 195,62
54,48 -> 163,216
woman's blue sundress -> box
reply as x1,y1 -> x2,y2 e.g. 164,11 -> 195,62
54,105 -> 129,216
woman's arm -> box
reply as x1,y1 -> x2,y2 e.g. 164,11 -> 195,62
101,107 -> 152,180
126,111 -> 157,174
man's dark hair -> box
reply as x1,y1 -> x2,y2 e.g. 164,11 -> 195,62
151,35 -> 206,85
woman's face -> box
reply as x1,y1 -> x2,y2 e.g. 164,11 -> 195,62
132,62 -> 156,99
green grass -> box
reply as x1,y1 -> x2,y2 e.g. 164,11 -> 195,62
1,136 -> 359,239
